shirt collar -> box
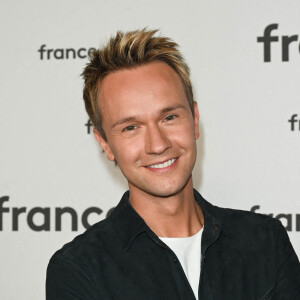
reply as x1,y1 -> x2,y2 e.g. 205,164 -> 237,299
110,189 -> 231,251
111,191 -> 149,251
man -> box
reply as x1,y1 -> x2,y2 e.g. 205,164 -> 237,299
46,29 -> 300,300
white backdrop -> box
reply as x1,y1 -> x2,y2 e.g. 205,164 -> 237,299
0,1 -> 299,299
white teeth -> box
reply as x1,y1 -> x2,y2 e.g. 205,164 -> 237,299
147,158 -> 176,169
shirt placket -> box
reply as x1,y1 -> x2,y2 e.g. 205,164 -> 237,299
147,230 -> 197,300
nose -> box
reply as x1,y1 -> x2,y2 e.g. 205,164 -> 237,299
145,124 -> 171,155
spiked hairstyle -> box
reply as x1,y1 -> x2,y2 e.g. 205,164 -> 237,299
81,29 -> 194,140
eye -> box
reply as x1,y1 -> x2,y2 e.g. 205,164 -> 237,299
123,125 -> 137,132
165,114 -> 176,121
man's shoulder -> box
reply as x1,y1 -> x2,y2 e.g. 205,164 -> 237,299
49,215 -> 117,266
48,190 -> 140,268
217,203 -> 277,223
212,202 -> 284,241
196,190 -> 283,235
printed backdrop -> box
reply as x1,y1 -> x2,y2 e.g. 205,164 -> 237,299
0,1 -> 299,299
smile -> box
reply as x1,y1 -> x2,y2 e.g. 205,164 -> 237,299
146,158 -> 177,169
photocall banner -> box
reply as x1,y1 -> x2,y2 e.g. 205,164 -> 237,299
0,0 -> 299,299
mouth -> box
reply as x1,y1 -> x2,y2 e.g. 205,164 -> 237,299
146,157 -> 177,169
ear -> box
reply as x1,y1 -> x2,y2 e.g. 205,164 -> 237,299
93,128 -> 115,161
193,101 -> 200,140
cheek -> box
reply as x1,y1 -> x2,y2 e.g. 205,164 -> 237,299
170,122 -> 195,145
111,137 -> 143,164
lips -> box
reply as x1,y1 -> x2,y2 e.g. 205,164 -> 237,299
146,158 -> 177,169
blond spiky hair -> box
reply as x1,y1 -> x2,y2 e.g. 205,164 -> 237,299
82,28 -> 194,140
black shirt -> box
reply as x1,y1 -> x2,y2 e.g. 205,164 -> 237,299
46,190 -> 300,300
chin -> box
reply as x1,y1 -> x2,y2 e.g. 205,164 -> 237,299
140,176 -> 191,199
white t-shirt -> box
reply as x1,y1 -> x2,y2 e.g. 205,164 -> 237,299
159,228 -> 203,300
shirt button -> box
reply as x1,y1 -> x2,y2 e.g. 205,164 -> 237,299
212,224 -> 219,230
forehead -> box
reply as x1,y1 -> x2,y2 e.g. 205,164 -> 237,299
97,61 -> 188,122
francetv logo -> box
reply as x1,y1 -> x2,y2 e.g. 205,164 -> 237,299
0,196 -> 114,231
38,45 -> 96,60
257,23 -> 300,62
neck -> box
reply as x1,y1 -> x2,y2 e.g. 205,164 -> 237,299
128,177 -> 204,237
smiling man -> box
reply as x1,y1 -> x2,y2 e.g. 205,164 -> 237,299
46,29 -> 300,300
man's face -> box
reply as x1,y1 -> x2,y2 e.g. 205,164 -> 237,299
94,61 -> 199,198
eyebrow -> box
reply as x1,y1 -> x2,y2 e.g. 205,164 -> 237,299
160,105 -> 186,114
111,116 -> 140,129
111,105 -> 186,129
